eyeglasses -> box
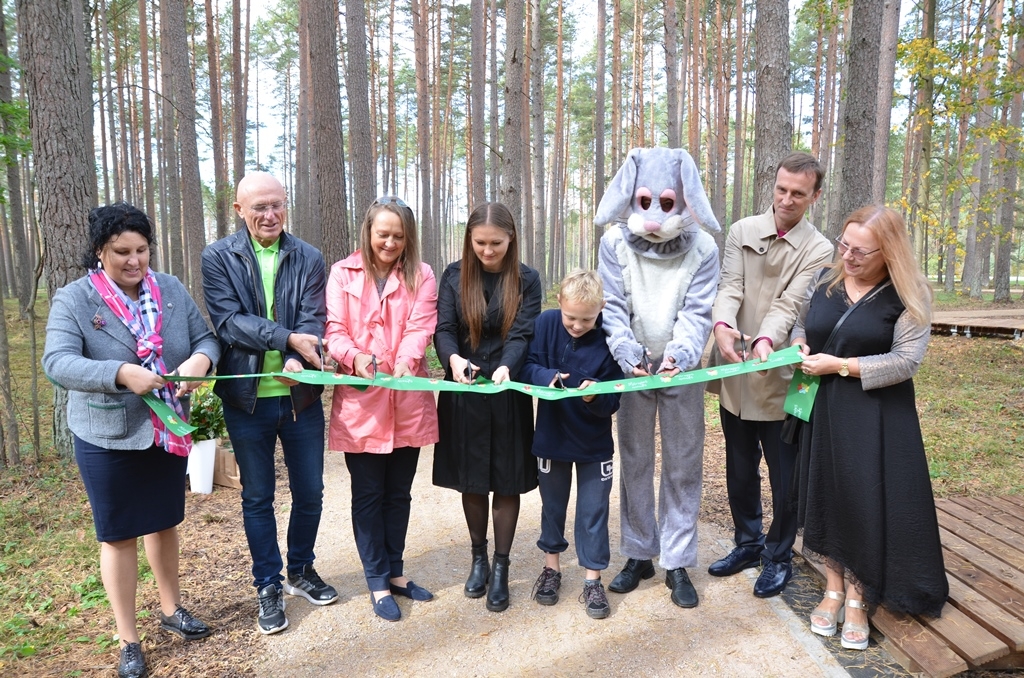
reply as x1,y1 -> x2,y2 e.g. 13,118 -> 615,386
374,195 -> 409,208
835,237 -> 880,262
249,201 -> 287,214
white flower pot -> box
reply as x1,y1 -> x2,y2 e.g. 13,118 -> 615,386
187,439 -> 217,494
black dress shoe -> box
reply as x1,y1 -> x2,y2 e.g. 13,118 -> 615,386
607,558 -> 655,594
118,641 -> 147,678
390,580 -> 434,601
159,605 -> 212,640
753,560 -> 793,598
465,542 -> 490,599
665,568 -> 699,608
707,546 -> 762,577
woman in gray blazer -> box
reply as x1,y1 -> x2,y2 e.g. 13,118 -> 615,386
43,203 -> 220,678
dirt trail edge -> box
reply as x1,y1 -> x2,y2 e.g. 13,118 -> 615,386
258,446 -> 847,677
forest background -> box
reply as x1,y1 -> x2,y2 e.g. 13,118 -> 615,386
0,0 -> 1023,461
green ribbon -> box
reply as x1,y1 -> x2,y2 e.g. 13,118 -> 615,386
783,368 -> 819,422
142,393 -> 200,435
158,345 -> 804,431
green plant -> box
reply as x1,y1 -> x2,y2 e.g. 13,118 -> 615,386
187,383 -> 226,442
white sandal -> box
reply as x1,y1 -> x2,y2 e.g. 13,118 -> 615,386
810,590 -> 845,637
841,598 -> 870,650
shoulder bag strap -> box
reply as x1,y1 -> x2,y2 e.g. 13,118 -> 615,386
821,280 -> 892,353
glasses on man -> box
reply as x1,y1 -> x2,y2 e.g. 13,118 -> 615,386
249,201 -> 287,214
835,237 -> 880,262
374,195 -> 409,208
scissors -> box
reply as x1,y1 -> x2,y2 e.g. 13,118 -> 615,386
317,337 -> 327,372
370,354 -> 378,379
737,329 -> 748,362
639,345 -> 655,375
552,372 -> 567,390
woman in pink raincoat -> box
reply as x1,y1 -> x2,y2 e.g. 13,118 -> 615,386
325,196 -> 439,622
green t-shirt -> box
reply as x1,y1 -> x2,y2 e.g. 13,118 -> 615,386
252,237 -> 290,398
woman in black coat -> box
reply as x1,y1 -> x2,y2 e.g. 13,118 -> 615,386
433,202 -> 542,612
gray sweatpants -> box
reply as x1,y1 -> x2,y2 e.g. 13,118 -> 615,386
617,382 -> 704,570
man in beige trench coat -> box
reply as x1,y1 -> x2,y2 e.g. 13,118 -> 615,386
706,152 -> 834,598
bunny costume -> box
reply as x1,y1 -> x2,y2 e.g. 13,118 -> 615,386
597,148 -> 720,604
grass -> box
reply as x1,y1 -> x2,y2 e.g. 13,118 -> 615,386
0,294 -> 1022,673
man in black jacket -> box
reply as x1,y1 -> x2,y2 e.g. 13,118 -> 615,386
201,172 -> 336,635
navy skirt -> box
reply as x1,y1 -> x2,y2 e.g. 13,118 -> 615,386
74,435 -> 188,542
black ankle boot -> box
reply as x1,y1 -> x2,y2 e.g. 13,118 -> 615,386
486,554 -> 510,612
464,541 -> 490,598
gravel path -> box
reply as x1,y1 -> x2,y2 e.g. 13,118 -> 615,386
258,445 -> 848,677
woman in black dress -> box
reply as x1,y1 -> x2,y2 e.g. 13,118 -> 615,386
433,202 -> 542,612
792,205 -> 946,651
43,204 -> 220,677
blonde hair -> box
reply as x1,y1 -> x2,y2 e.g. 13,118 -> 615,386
823,205 -> 932,325
558,269 -> 604,306
359,199 -> 421,293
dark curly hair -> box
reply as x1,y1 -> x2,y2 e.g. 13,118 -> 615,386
80,202 -> 156,269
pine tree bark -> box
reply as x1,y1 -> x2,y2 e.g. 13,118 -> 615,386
308,0 -> 349,265
411,0 -> 435,269
138,0 -> 156,238
163,0 -> 206,299
470,0 -> 486,206
530,0 -> 545,283
871,0 -> 901,203
664,0 -> 680,148
206,0 -> 230,240
500,0 -> 526,230
345,0 -> 376,219
753,0 -> 792,211
0,4 -> 31,314
17,0 -> 96,456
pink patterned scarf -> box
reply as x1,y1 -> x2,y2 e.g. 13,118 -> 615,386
89,269 -> 192,456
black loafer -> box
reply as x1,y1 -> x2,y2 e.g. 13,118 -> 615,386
159,605 -> 211,640
118,641 -> 147,678
753,560 -> 793,598
371,594 -> 401,621
607,558 -> 655,594
390,580 -> 434,601
708,546 -> 762,577
665,568 -> 699,608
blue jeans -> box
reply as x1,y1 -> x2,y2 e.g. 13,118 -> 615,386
223,396 -> 325,590
536,457 -> 613,571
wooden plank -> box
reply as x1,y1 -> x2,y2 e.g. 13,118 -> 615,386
944,549 -> 1024,623
999,494 -> 1024,510
940,528 -> 1024,597
938,500 -> 1024,559
936,506 -> 1024,572
946,576 -> 1024,652
871,606 -> 969,678
963,497 -> 1024,537
920,600 -> 1008,667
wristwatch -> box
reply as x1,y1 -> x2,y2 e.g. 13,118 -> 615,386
838,359 -> 850,377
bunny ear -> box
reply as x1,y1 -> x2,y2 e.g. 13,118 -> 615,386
595,148 -> 642,226
676,149 -> 721,233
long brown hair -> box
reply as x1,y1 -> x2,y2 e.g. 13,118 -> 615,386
460,202 -> 522,349
359,197 -> 421,293
823,205 -> 931,325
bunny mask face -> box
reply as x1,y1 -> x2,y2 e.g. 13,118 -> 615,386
594,147 -> 720,243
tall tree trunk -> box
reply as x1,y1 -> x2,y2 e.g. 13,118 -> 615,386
993,20 -> 1022,302
138,0 -> 156,238
611,0 -> 622,168
753,0 -> 792,211
836,0 -> 883,227
206,0 -> 230,240
501,0 -> 526,230
530,0 -> 545,282
345,0 -> 376,219
488,0 -> 500,200
163,0 -> 206,299
308,0 -> 349,265
17,0 -> 96,456
411,0 -> 435,269
0,4 -> 31,314
159,6 -> 184,279
594,0 -> 606,264
907,0 -> 935,265
871,0 -> 901,203
731,0 -> 746,228
73,0 -> 98,204
232,0 -> 247,225
664,0 -> 680,148
100,0 -> 121,202
470,0 -> 486,206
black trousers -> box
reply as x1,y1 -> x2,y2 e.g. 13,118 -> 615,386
720,407 -> 798,563
345,446 -> 420,591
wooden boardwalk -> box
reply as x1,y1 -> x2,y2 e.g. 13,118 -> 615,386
931,309 -> 1024,339
796,495 -> 1024,678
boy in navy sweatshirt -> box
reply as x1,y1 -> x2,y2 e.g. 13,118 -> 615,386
520,269 -> 622,619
